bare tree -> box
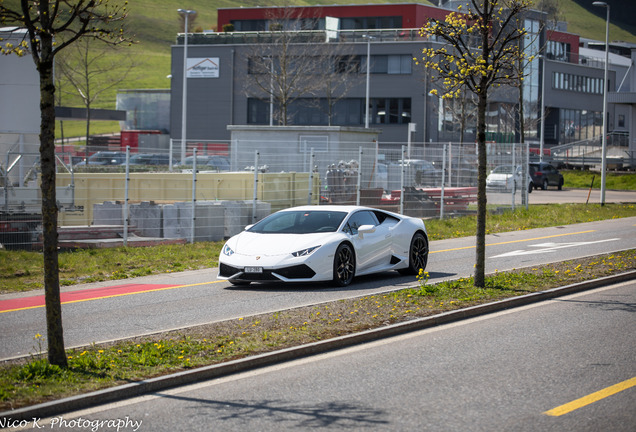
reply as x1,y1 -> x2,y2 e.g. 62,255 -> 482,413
0,0 -> 132,367
243,7 -> 328,125
535,0 -> 561,28
57,37 -> 138,154
311,45 -> 362,126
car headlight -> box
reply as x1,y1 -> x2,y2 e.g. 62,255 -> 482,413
222,244 -> 234,256
291,245 -> 321,257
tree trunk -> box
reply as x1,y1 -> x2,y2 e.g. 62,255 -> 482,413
474,87 -> 488,288
37,34 -> 67,367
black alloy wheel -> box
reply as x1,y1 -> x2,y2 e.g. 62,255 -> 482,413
399,232 -> 429,275
333,243 -> 355,287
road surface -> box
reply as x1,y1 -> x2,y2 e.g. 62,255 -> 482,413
1,216 -> 635,360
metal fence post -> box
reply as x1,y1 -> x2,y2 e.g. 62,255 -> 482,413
511,142 -> 516,211
169,138 -> 174,171
253,150 -> 259,223
123,146 -> 130,247
191,148 -> 197,244
524,142 -> 529,210
308,148 -> 314,205
400,145 -> 406,215
357,146 -> 363,206
440,143 -> 447,220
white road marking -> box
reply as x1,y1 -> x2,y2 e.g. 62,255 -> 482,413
490,238 -> 620,258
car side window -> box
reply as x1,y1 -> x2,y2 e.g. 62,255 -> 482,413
343,211 -> 379,235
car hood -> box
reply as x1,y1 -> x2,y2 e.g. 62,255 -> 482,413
487,173 -> 512,181
229,231 -> 334,257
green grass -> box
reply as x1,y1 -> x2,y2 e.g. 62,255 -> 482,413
562,170 -> 636,190
1,249 -> 634,410
1,242 -> 221,293
2,203 -> 635,293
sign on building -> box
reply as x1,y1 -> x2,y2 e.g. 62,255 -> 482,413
186,58 -> 220,78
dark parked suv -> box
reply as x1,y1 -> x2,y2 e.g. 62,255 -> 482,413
529,162 -> 564,190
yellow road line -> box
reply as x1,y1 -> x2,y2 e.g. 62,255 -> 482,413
544,376 -> 636,417
431,230 -> 596,254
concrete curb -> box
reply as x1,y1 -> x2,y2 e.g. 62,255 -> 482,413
3,270 -> 635,421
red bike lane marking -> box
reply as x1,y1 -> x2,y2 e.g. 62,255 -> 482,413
0,283 -> 179,313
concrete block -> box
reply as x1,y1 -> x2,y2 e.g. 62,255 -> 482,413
93,201 -> 122,225
130,201 -> 162,237
162,202 -> 190,239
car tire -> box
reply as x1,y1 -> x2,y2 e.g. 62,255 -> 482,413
398,232 -> 429,276
333,243 -> 355,287
542,179 -> 548,190
558,179 -> 563,191
528,182 -> 533,194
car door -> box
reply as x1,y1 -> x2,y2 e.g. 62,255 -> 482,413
544,164 -> 558,186
343,210 -> 391,273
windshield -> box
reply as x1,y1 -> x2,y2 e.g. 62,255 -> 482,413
248,210 -> 347,234
492,166 -> 514,174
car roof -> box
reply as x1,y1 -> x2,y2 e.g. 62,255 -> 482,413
281,205 -> 393,215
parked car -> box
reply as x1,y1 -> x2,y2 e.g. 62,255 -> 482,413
75,151 -> 126,166
218,205 -> 428,287
179,155 -> 230,171
529,162 -> 564,190
206,155 -> 231,171
128,153 -> 170,166
486,165 -> 533,193
387,159 -> 441,191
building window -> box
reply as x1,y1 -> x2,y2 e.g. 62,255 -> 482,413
552,72 -> 602,94
618,114 -> 625,128
340,16 -> 402,30
559,108 -> 602,144
546,40 -> 571,62
361,55 -> 412,74
247,97 -> 412,126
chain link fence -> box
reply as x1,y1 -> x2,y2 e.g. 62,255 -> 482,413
1,139 -> 532,250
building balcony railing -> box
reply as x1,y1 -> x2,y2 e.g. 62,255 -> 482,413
177,28 -> 431,46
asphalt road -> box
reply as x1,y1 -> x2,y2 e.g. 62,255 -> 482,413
27,280 -> 635,431
489,187 -> 636,205
1,216 -> 635,361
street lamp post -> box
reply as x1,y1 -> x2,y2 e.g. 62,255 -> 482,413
593,1 -> 609,206
178,8 -> 196,164
539,54 -> 546,163
363,35 -> 375,128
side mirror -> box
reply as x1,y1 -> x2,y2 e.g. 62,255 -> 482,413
358,224 -> 376,238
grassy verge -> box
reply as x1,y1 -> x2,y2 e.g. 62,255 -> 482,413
1,249 -> 635,410
2,203 -> 635,293
562,170 -> 636,190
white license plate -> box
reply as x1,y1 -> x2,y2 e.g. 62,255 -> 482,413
244,266 -> 263,273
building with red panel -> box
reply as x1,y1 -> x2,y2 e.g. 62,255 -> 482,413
171,3 -> 623,153
217,4 -> 451,32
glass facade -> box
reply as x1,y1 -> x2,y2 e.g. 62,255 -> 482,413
552,72 -> 603,94
361,54 -> 412,74
546,40 -> 571,62
523,18 -> 541,140
558,108 -> 602,144
232,16 -> 402,32
247,97 -> 412,126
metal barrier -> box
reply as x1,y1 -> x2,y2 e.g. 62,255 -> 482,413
1,140 -> 534,249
